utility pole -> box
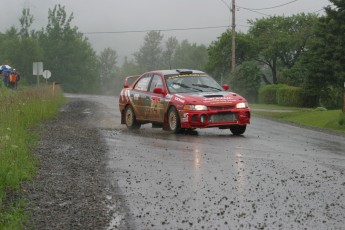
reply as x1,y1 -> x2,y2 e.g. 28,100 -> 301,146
231,0 -> 236,81
219,0 -> 236,83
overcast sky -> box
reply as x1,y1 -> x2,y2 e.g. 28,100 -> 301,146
1,0 -> 332,63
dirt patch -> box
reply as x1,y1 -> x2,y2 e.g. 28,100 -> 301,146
23,99 -> 116,229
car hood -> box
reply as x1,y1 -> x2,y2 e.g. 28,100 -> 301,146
173,91 -> 246,106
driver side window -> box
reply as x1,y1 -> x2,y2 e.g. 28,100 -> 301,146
134,75 -> 151,91
149,74 -> 163,92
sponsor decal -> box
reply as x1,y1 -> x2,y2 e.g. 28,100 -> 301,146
204,97 -> 236,102
175,94 -> 185,98
181,112 -> 189,122
174,96 -> 185,103
134,94 -> 140,100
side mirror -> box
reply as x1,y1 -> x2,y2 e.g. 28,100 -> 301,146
153,87 -> 164,94
222,84 -> 229,91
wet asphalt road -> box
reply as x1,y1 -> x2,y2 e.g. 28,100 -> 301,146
68,94 -> 345,229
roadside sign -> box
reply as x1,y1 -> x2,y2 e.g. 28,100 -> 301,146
33,62 -> 43,75
42,70 -> 52,79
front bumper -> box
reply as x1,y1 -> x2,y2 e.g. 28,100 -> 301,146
179,109 -> 250,129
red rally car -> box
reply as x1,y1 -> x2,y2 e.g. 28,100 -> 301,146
119,69 -> 251,135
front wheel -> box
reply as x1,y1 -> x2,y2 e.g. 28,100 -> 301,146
125,105 -> 141,129
168,107 -> 181,133
230,125 -> 246,135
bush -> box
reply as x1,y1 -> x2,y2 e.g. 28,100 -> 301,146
339,111 -> 345,126
277,86 -> 303,107
258,84 -> 287,104
320,87 -> 343,109
314,107 -> 327,111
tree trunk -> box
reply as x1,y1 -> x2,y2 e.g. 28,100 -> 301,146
272,58 -> 278,84
261,74 -> 271,85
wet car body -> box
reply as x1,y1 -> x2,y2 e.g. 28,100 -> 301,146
119,69 -> 250,135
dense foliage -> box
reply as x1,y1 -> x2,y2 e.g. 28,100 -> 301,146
1,1 -> 345,109
207,0 -> 345,108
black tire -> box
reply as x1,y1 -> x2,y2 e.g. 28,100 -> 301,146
125,105 -> 141,129
230,125 -> 246,135
168,107 -> 181,133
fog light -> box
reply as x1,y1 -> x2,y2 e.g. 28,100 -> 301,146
200,114 -> 207,123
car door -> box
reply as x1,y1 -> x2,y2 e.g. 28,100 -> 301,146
132,74 -> 152,120
146,74 -> 165,122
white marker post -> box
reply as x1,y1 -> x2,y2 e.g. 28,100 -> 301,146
33,62 -> 43,85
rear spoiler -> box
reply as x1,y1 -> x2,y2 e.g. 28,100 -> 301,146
123,75 -> 140,88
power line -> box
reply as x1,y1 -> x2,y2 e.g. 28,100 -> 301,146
312,8 -> 324,13
83,25 -> 231,35
239,8 -> 271,17
238,0 -> 298,11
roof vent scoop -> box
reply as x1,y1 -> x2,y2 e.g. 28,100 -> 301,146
176,69 -> 193,74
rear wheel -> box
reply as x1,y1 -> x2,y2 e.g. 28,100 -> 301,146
168,107 -> 181,133
125,105 -> 141,129
230,125 -> 246,135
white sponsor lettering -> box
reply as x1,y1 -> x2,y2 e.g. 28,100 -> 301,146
174,97 -> 185,103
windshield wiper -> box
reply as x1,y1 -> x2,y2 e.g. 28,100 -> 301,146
192,84 -> 222,91
171,82 -> 203,92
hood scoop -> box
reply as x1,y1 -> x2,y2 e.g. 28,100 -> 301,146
203,95 -> 224,98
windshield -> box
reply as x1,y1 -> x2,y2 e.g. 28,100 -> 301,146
165,74 -> 223,93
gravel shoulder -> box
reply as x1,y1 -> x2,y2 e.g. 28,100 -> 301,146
23,98 -> 119,229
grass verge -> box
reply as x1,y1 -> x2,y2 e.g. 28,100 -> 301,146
0,85 -> 65,229
251,104 -> 345,134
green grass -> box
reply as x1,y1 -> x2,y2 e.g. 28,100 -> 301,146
251,104 -> 345,134
0,85 -> 66,229
250,103 -> 304,111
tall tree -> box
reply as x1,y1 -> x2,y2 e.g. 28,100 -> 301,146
161,36 -> 178,69
206,30 -> 253,84
172,40 -> 208,71
248,14 -> 318,85
0,27 -> 19,66
38,4 -> 100,93
19,8 -> 34,38
134,31 -> 163,71
303,0 -> 345,108
16,8 -> 43,84
99,47 -> 118,94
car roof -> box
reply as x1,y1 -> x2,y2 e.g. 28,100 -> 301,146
147,69 -> 206,76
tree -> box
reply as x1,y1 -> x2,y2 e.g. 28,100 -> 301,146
302,1 -> 345,108
38,4 -> 100,93
134,31 -> 163,71
0,9 -> 43,86
172,40 -> 208,71
248,14 -> 318,85
19,8 -> 34,38
0,27 -> 20,66
16,8 -> 43,85
161,36 -> 178,69
235,61 -> 261,102
99,47 -> 118,93
206,30 -> 253,84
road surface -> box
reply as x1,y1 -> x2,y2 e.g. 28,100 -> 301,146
68,94 -> 345,230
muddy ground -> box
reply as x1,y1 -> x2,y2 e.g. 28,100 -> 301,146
23,98 -> 119,230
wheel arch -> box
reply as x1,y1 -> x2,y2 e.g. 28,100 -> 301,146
163,104 -> 178,131
121,103 -> 130,124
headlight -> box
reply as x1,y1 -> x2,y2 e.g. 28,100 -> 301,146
183,105 -> 208,111
236,102 -> 248,109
